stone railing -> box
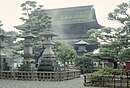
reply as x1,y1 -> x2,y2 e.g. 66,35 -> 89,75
0,70 -> 80,81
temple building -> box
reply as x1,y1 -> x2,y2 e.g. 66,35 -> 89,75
46,5 -> 102,40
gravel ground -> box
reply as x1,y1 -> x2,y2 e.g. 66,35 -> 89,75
0,75 -> 103,88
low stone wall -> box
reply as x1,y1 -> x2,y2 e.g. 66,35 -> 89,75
0,70 -> 80,81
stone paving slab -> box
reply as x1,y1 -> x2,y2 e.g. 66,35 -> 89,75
0,75 -> 105,88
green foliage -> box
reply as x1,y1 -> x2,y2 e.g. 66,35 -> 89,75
87,26 -> 130,61
87,27 -> 116,44
86,29 -> 101,43
20,1 -> 51,32
89,68 -> 123,87
99,41 -> 121,57
0,21 -> 19,60
108,2 -> 130,25
108,1 -> 130,40
75,53 -> 93,68
105,1 -> 130,61
87,28 -> 121,59
94,68 -> 120,75
118,49 -> 130,61
56,43 -> 77,70
75,52 -> 94,73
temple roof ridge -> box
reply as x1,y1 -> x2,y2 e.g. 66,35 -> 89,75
45,5 -> 94,11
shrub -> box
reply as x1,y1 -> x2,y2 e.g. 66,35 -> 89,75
94,68 -> 121,75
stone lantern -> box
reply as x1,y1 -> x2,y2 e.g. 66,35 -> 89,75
75,40 -> 89,54
19,30 -> 36,71
38,29 -> 60,71
0,30 -> 9,71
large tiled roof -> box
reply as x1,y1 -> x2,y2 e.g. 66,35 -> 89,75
46,5 -> 103,40
46,5 -> 95,25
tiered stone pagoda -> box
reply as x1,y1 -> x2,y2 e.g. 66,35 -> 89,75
38,29 -> 60,71
19,30 -> 36,71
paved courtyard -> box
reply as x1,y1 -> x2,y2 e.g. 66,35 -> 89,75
0,75 -> 102,88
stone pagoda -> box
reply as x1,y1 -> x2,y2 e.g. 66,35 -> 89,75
0,30 -> 9,71
19,30 -> 36,71
38,29 -> 60,71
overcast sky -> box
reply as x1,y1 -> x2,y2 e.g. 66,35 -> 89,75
0,0 -> 129,31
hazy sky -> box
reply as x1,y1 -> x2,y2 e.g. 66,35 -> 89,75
0,0 -> 129,31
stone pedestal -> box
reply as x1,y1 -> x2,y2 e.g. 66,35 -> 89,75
38,58 -> 59,71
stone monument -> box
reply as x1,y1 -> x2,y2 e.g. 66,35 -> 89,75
38,29 -> 60,71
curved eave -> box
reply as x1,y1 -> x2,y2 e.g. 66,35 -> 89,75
19,35 -> 36,38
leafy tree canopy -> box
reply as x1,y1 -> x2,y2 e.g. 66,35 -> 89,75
108,1 -> 130,35
118,49 -> 130,61
19,1 -> 51,33
56,43 -> 77,63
